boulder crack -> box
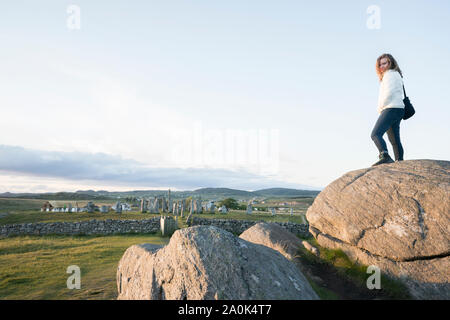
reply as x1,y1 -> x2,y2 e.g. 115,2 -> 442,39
411,198 -> 428,240
341,168 -> 374,191
356,215 -> 387,246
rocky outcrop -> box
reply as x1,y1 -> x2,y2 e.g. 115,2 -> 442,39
117,225 -> 319,300
239,222 -> 304,260
306,159 -> 450,299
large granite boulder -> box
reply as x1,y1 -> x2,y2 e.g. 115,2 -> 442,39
117,225 -> 319,300
306,159 -> 450,299
239,222 -> 304,260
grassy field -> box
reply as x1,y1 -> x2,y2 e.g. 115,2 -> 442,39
0,232 -> 412,300
0,197 -> 313,300
0,233 -> 169,300
0,198 -> 44,212
0,210 -> 162,226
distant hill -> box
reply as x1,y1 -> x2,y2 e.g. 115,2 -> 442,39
192,187 -> 319,199
252,188 -> 319,197
192,188 -> 253,198
0,192 -> 112,200
0,187 -> 320,200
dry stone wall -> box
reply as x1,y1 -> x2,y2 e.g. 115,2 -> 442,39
0,216 -> 310,238
0,218 -> 161,237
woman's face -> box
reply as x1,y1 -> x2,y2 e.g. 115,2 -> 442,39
379,58 -> 390,72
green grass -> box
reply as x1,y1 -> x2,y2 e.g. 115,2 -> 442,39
0,198 -> 44,212
0,210 -> 163,226
0,234 -> 170,300
306,277 -> 340,300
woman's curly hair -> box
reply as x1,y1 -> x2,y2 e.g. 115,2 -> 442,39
376,53 -> 403,81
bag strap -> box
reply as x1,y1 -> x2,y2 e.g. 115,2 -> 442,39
400,75 -> 407,98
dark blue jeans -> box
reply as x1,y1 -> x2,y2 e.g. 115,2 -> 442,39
371,108 -> 405,161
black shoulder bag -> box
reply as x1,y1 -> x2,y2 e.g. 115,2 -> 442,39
402,85 -> 415,120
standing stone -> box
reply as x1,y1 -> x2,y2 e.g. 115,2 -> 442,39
290,208 -> 293,216
86,201 -> 95,213
220,205 -> 228,214
190,200 -> 194,214
193,200 -> 197,213
172,202 -> 177,216
156,198 -> 161,211
161,197 -> 166,213
186,212 -> 193,226
168,190 -> 172,213
209,202 -> 215,213
100,205 -> 109,213
115,202 -> 122,214
246,203 -> 253,215
271,208 -> 276,216
160,216 -> 177,237
148,201 -> 156,214
140,199 -> 147,213
193,200 -> 198,214
153,198 -> 160,213
180,199 -> 186,217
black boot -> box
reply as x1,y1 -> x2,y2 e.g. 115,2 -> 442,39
372,151 -> 394,167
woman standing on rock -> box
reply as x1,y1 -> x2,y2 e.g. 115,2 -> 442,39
371,53 -> 406,166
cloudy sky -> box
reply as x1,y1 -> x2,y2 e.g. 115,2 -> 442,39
1,1 -> 449,193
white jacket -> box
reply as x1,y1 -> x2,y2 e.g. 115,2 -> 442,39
377,69 -> 405,114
